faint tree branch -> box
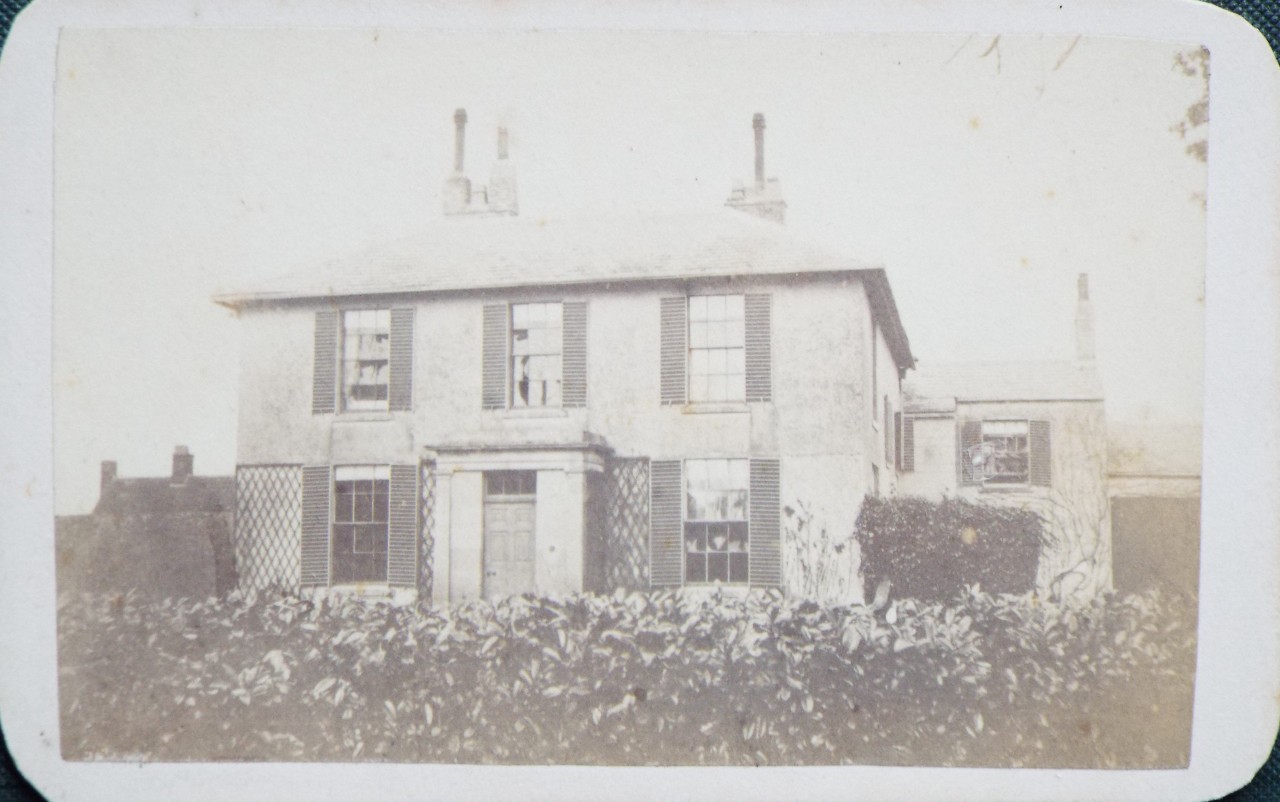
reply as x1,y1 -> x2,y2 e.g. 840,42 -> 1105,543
979,35 -> 1002,73
1052,35 -> 1082,71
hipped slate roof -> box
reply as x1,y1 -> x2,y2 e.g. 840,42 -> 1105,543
904,360 -> 1104,405
213,210 -> 915,368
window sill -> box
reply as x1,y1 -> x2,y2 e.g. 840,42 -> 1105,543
978,484 -> 1043,494
334,412 -> 396,423
501,408 -> 570,419
681,402 -> 751,415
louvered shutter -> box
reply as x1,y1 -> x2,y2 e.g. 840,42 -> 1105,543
387,307 -> 415,412
562,301 -> 588,408
744,294 -> 772,402
482,304 -> 508,410
387,464 -> 418,586
958,420 -> 983,486
649,460 -> 683,586
1029,420 -> 1052,487
659,298 -> 687,405
312,310 -> 338,414
748,459 -> 781,587
300,465 -> 331,586
884,402 -> 893,469
901,416 -> 915,472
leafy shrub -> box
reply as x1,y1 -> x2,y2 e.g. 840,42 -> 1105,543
855,495 -> 1047,602
58,585 -> 1194,768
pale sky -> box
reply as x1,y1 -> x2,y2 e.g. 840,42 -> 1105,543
53,30 -> 1207,514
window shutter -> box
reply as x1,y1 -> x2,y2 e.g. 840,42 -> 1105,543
482,304 -> 508,410
300,465 -> 331,587
312,310 -> 338,414
388,307 -> 415,412
884,401 -> 893,469
748,458 -> 781,587
958,420 -> 983,486
387,464 -> 418,586
744,294 -> 772,402
562,301 -> 588,408
659,297 -> 687,405
649,460 -> 683,586
901,415 -> 915,472
1029,420 -> 1052,487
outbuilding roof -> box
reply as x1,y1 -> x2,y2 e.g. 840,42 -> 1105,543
904,360 -> 1104,405
212,209 -> 915,368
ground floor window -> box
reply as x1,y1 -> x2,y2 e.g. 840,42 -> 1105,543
332,465 -> 389,583
684,458 -> 749,583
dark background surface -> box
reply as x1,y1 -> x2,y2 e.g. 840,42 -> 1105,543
0,0 -> 1276,799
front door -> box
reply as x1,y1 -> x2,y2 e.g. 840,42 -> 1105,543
483,471 -> 537,599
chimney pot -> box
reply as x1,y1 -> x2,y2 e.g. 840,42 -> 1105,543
172,446 -> 194,483
453,108 -> 468,173
1075,273 -> 1095,362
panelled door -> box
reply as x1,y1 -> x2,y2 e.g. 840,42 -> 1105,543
482,471 -> 537,599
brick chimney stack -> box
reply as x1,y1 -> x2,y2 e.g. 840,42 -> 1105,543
753,112 -> 765,189
100,460 -> 117,494
726,112 -> 787,224
487,126 -> 518,216
172,445 -> 193,484
1075,273 -> 1096,362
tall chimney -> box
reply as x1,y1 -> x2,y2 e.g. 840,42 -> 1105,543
453,108 -> 468,173
443,108 -> 474,215
753,113 -> 765,189
726,112 -> 787,224
100,460 -> 117,494
172,445 -> 193,484
1075,273 -> 1095,362
488,126 -> 518,216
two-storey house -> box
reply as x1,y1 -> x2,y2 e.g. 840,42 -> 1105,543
215,111 -> 915,604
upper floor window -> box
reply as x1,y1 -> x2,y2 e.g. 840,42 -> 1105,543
688,295 -> 746,403
684,458 -> 750,584
972,420 -> 1030,484
341,309 -> 390,411
511,302 -> 563,407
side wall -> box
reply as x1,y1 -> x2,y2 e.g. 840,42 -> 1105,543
898,400 -> 1111,601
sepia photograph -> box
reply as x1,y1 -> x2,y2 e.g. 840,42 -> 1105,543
43,27 -> 1217,772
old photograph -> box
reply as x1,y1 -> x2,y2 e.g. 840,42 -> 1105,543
50,29 -> 1207,769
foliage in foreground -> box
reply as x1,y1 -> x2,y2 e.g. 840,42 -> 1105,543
58,587 -> 1194,767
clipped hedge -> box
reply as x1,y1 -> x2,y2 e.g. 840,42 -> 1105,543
58,586 -> 1194,768
855,496 -> 1047,602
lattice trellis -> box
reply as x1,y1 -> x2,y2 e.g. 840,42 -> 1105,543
234,465 -> 303,593
604,457 -> 650,590
419,461 -> 437,603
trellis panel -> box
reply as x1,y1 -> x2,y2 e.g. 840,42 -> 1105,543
604,457 -> 650,590
233,465 -> 303,593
